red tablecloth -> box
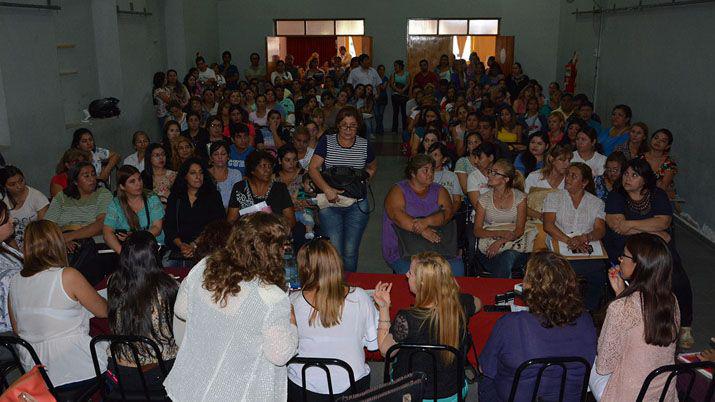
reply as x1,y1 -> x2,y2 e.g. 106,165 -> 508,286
345,273 -> 520,364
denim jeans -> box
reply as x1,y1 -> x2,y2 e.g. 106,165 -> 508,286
374,102 -> 386,134
389,257 -> 465,277
477,249 -> 527,278
364,116 -> 376,136
318,198 -> 370,272
391,94 -> 408,133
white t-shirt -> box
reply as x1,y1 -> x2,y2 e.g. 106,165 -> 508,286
434,169 -> 463,197
123,152 -> 145,172
91,147 -> 111,177
298,148 -> 315,170
4,186 -> 49,246
271,71 -> 293,85
249,110 -> 269,127
525,170 -> 565,193
289,287 -> 378,394
543,189 -> 605,236
197,67 -> 217,83
571,151 -> 606,177
467,168 -> 489,195
347,67 -> 382,89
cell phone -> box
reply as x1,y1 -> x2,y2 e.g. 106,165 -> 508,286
483,305 -> 511,313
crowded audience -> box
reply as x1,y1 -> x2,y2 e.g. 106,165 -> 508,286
0,45 -> 704,402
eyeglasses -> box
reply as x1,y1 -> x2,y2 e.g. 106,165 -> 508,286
339,124 -> 359,131
487,169 -> 508,178
619,254 -> 634,261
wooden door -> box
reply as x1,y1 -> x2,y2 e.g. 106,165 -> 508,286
406,35 -> 452,79
495,35 -> 515,78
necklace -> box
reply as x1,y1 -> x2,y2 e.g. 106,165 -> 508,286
627,190 -> 652,216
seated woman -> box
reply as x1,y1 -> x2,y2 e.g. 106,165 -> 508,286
103,165 -> 165,254
594,151 -> 626,202
545,112 -> 565,145
207,141 -> 242,209
524,144 -> 572,193
288,238 -> 376,401
639,128 -> 677,199
514,132 -> 549,176
226,150 -> 295,227
416,128 -> 442,155
373,252 -> 481,401
589,233 -> 680,401
161,120 -> 183,162
543,162 -> 607,311
613,121 -> 648,160
45,162 -> 113,285
107,231 -> 178,393
479,252 -> 597,402
1,166 -> 49,247
496,105 -> 525,151
604,158 -> 694,347
428,142 -> 462,216
50,148 -> 90,197
256,110 -> 290,154
141,143 -> 177,205
561,118 -> 586,148
8,220 -> 107,391
164,213 -> 297,401
0,202 -> 21,335
123,131 -> 150,172
473,159 -> 528,278
71,128 -> 121,183
292,126 -> 315,170
572,127 -> 606,177
170,136 -> 199,171
383,154 -> 463,276
453,131 -> 483,195
598,104 -> 632,156
165,158 -> 225,265
275,145 -> 313,242
409,106 -> 444,156
182,111 -> 209,152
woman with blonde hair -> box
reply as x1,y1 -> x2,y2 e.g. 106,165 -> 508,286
524,144 -> 572,194
170,136 -> 197,171
288,238 -> 377,401
473,158 -> 529,278
373,252 -> 482,401
479,252 -> 596,401
9,220 -> 107,390
164,212 -> 297,401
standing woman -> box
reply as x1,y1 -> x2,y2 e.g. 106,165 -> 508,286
103,165 -> 165,254
390,60 -> 411,134
9,220 -> 107,390
589,233 -> 680,401
141,143 -> 177,205
308,107 -> 377,273
71,128 -> 120,184
598,104 -> 632,156
514,132 -> 549,176
123,131 -> 150,172
0,166 -> 49,247
165,158 -> 225,264
207,141 -> 242,209
0,202 -> 21,334
614,121 -> 648,160
153,71 -> 170,131
164,213 -> 298,401
288,239 -> 377,400
640,129 -> 678,198
473,159 -> 528,278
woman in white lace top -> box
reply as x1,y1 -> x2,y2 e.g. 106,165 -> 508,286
164,212 -> 298,402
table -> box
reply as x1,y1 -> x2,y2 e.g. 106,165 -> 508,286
91,270 -> 520,365
345,273 -> 521,364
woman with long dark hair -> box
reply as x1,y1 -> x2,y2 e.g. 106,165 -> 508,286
71,128 -> 120,183
590,233 -> 680,401
107,231 -> 178,393
165,158 -> 225,264
141,143 -> 176,205
514,132 -> 550,176
0,165 -> 49,247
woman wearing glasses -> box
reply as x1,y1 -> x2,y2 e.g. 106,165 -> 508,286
473,159 -> 528,278
604,158 -> 694,348
308,106 -> 377,273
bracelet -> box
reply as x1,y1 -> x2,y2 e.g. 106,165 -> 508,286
379,319 -> 391,324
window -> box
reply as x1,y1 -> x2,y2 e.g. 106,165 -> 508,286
407,18 -> 499,36
275,19 -> 364,36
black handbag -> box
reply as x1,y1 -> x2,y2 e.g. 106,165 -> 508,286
394,219 -> 458,260
321,166 -> 370,200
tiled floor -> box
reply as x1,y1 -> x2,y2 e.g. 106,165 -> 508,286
359,134 -> 714,399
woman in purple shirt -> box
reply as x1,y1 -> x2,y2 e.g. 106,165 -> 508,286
478,252 -> 597,401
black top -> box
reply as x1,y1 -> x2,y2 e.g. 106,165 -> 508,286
389,293 -> 477,399
604,187 -> 672,262
228,180 -> 293,216
181,129 -> 210,158
164,189 -> 225,252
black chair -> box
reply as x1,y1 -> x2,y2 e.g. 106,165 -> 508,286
635,361 -> 715,402
507,356 -> 591,402
287,356 -> 356,402
337,372 -> 427,402
89,334 -> 171,401
383,343 -> 466,402
0,335 -> 98,401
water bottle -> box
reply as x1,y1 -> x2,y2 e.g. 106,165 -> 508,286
283,247 -> 300,290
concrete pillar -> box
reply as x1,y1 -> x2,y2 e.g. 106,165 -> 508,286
91,0 -> 123,98
0,62 -> 9,147
164,0 -> 187,72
